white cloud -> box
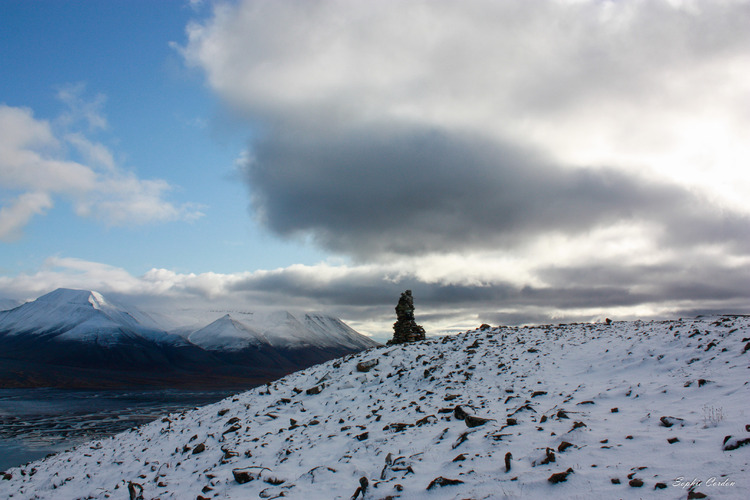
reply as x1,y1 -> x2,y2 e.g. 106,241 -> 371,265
0,95 -> 203,239
0,192 -> 53,242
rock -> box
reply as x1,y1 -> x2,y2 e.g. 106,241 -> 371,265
548,468 -> 574,484
629,478 -> 644,487
722,436 -> 750,451
192,443 -> 206,454
387,290 -> 426,345
426,476 -> 464,490
233,469 -> 254,484
610,407 -> 619,413
218,408 -> 230,416
570,421 -> 587,430
351,476 -> 369,499
558,441 -> 574,453
660,416 -> 685,428
531,391 -> 547,397
654,482 -> 667,489
128,481 -> 144,500
611,478 -> 621,484
465,415 -> 492,428
667,437 -> 679,444
504,452 -> 512,472
687,491 -> 708,499
453,405 -> 470,420
452,454 -> 466,462
306,384 -> 325,395
356,359 -> 379,372
355,432 -> 369,441
556,410 -> 569,419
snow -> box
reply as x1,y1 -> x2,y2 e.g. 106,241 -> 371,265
0,288 -> 180,346
2,316 -> 748,499
0,288 -> 375,351
188,315 -> 271,351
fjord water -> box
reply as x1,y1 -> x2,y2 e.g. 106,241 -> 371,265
0,388 -> 236,471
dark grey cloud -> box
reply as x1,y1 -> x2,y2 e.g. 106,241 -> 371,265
241,125 -> 749,259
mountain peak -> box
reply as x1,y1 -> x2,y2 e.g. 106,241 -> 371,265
37,288 -> 108,309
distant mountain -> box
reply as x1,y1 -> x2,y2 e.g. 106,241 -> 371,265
0,288 -> 378,389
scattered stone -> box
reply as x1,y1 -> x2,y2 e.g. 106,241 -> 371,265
128,481 -> 144,500
218,408 -> 230,416
629,478 -> 644,487
610,407 -> 619,413
556,410 -> 569,419
387,290 -> 426,345
355,432 -> 369,441
531,391 -> 547,398
452,454 -> 466,462
454,405 -> 470,420
660,416 -> 685,428
351,476 -> 368,499
504,452 -> 512,472
506,418 -> 518,426
558,441 -> 574,453
426,476 -> 464,490
610,478 -> 621,484
192,443 -> 206,454
465,415 -> 492,428
233,469 -> 254,484
548,468 -> 574,484
722,436 -> 750,451
570,421 -> 587,430
667,437 -> 680,444
687,491 -> 708,499
654,482 -> 667,489
306,384 -> 325,396
356,359 -> 379,372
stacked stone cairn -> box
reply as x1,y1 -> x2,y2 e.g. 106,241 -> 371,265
387,290 -> 426,345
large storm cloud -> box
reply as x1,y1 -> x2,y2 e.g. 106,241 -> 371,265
175,0 -> 750,329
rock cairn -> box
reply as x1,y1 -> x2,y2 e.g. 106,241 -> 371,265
387,290 -> 426,345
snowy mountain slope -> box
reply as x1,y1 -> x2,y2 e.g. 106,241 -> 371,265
0,288 -> 175,345
187,312 -> 378,352
188,314 -> 271,351
3,316 -> 748,499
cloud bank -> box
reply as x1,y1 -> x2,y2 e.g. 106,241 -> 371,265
173,0 -> 750,328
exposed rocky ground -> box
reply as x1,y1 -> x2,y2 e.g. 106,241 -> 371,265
1,316 -> 748,499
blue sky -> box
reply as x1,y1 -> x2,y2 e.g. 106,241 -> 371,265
0,0 -> 325,276
2,0 -> 750,339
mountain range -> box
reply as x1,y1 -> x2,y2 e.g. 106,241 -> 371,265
0,288 -> 378,389
2,315 -> 747,498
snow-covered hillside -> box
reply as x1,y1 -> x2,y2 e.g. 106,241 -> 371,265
2,316 -> 748,499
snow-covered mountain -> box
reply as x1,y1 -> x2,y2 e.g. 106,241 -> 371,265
0,288 -> 377,388
0,288 -> 177,345
3,316 -> 747,499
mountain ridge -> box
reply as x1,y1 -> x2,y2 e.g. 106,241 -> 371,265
0,288 -> 377,389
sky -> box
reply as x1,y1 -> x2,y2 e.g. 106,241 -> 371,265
1,0 -> 749,341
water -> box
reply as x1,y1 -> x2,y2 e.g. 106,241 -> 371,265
0,388 -> 238,471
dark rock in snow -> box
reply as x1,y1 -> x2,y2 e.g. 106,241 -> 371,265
548,468 -> 574,484
629,478 -> 644,487
426,476 -> 464,490
356,359 -> 379,372
659,416 -> 685,428
465,415 -> 492,428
